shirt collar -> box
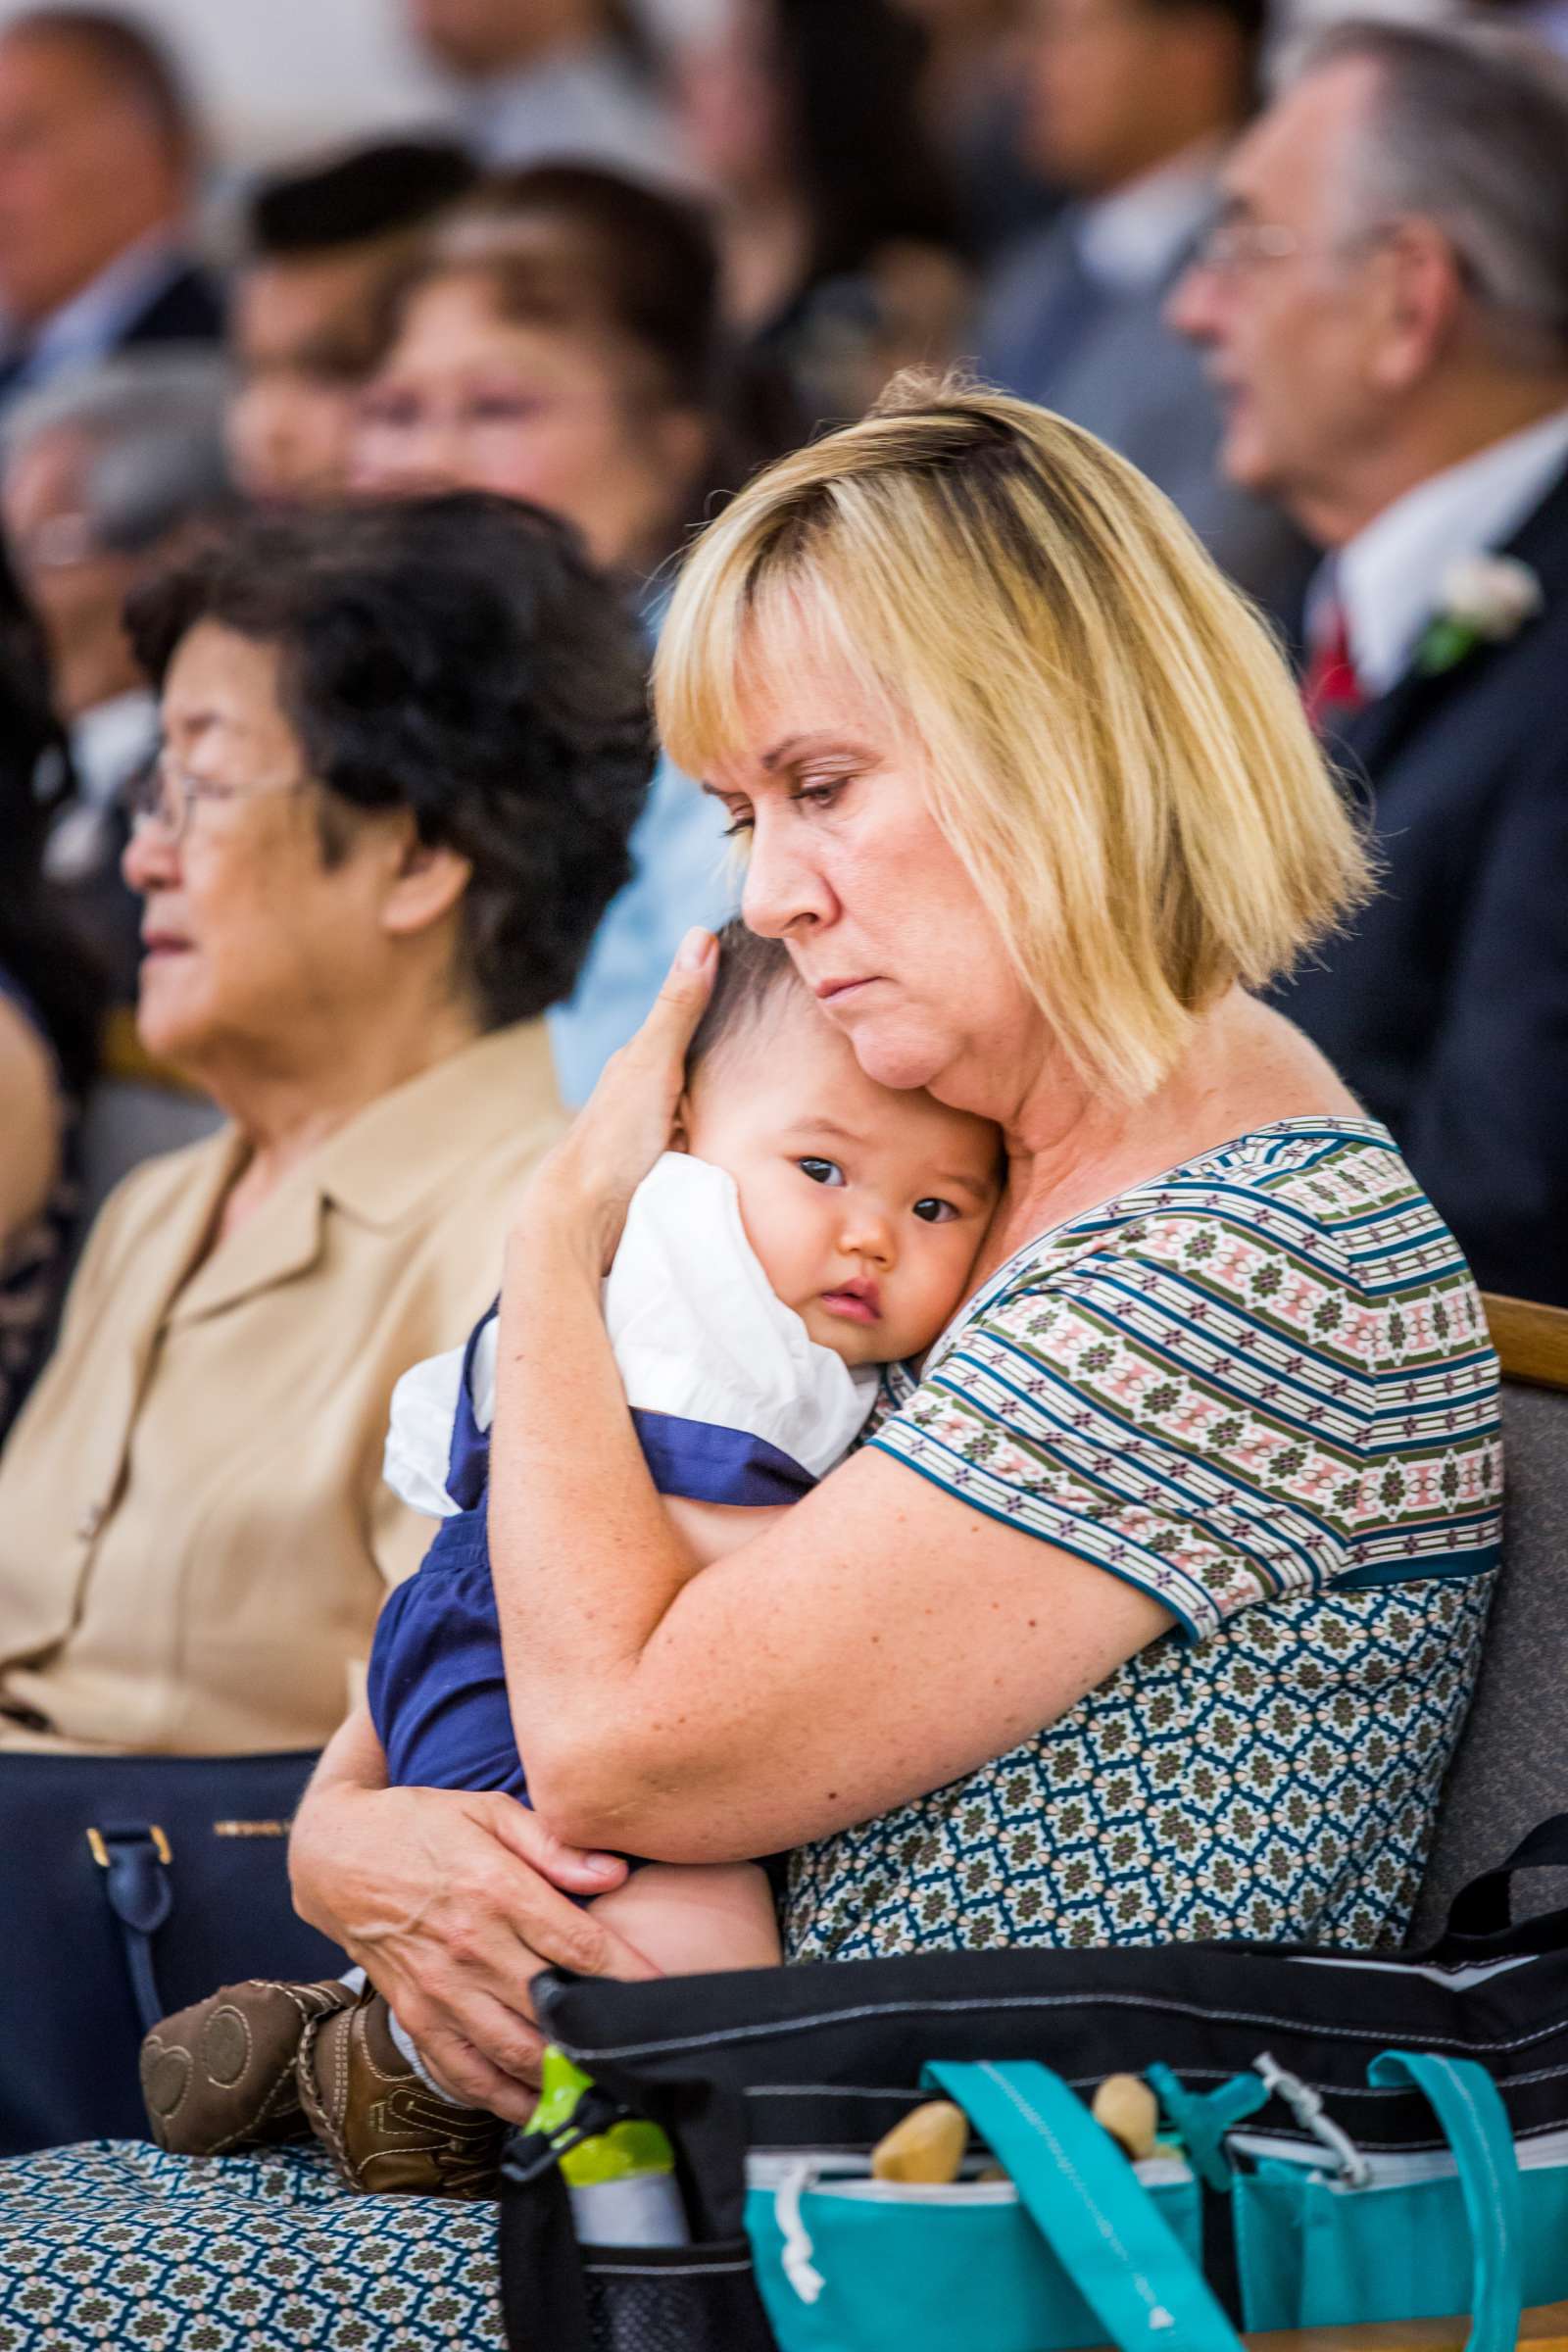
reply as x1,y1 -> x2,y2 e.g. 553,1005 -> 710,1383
1073,138 -> 1223,293
312,1018 -> 562,1230
2,228 -> 187,377
1334,407 -> 1568,695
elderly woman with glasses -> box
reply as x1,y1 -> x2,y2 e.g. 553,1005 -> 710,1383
0,491 -> 649,2144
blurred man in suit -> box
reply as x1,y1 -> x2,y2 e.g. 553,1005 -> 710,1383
1171,22 -> 1568,1304
0,11 -> 221,411
227,141 -> 476,508
2,353 -> 230,999
977,0 -> 1309,613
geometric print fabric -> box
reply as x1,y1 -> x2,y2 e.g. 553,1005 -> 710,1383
788,1121 -> 1500,1961
0,1125 -> 1504,2352
0,2138 -> 502,2350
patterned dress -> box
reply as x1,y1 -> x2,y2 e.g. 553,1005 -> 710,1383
788,1118 -> 1501,1961
0,1122 -> 1500,2352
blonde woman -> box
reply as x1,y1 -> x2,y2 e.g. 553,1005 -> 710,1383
285,379 -> 1500,2132
0,385 -> 1501,2350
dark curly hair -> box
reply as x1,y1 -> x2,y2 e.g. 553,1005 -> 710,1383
125,494 -> 654,1029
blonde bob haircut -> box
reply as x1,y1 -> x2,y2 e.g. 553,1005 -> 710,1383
656,374 -> 1371,1102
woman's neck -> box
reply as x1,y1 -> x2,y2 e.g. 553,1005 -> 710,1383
977,990 -> 1362,1277
200,994 -> 483,1244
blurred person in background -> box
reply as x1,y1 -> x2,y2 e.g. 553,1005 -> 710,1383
677,0 -> 969,421
977,0 -> 1309,613
1171,22 -> 1568,1304
227,140 -> 477,509
894,0 -> 1062,259
0,540 -> 103,1444
354,165 -> 791,1097
0,9 -> 220,413
404,0 -> 681,179
0,493 -> 649,1760
1,351 -> 232,1002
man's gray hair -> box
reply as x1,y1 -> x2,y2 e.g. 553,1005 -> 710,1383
1303,19 -> 1568,370
2,347 -> 232,554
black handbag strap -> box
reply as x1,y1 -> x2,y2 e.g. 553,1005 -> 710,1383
90,1824 -> 175,2033
498,2126 -> 595,2352
1444,1814 -> 1568,1945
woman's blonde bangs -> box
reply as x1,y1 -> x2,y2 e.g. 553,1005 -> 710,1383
658,378 -> 1373,1098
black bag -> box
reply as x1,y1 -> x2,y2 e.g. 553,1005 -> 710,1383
498,1817 -> 1568,2352
0,1748 -> 347,2156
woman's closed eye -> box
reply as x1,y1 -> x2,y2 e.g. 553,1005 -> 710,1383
912,1198 -> 960,1224
788,773 -> 853,815
359,390 -> 421,432
798,1156 -> 846,1188
468,392 -> 544,425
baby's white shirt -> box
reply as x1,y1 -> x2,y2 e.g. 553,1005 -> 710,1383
384,1152 -> 881,1519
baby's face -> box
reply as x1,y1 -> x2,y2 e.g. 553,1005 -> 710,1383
680,997 -> 1002,1367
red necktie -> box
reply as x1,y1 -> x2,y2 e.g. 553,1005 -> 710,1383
1301,601 -> 1367,733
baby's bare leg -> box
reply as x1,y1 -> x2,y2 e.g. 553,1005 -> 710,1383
589,1862 -> 781,1976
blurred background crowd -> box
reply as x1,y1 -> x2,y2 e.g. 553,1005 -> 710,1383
1,0 -> 1567,1765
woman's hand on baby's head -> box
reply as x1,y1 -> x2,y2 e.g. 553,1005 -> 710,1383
520,927 -> 719,1272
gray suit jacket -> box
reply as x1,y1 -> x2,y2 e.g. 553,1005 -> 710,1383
977,213 -> 1312,622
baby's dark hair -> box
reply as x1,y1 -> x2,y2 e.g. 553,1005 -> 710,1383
686,919 -> 808,1079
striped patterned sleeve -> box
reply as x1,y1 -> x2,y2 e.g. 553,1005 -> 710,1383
869,1214 -> 1369,1643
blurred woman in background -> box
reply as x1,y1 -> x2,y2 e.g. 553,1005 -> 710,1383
0,540 -> 103,1442
0,493 -> 647,1770
677,0 -> 970,421
353,165 -> 794,1100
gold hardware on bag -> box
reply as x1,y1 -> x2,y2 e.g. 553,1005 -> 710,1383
86,1824 -> 172,1867
212,1820 -> 291,1838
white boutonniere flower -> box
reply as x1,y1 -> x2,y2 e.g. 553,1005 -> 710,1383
1416,554 -> 1544,676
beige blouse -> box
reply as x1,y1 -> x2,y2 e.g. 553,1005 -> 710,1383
0,1021 -> 563,1757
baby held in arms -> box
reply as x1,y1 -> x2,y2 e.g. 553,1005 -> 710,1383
140,922 -> 1002,2194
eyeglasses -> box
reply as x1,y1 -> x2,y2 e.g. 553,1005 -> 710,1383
1192,217 -> 1400,280
126,755 -> 311,846
1190,220 -> 1305,277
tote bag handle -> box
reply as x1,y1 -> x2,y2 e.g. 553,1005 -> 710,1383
1369,2050 -> 1522,2352
1442,1813 -> 1568,1948
927,2059 -> 1246,2352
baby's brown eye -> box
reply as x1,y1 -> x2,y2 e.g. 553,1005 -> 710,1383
799,1157 -> 845,1188
913,1198 -> 958,1224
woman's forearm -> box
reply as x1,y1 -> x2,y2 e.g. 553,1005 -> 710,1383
288,1702 -> 389,1938
488,1206 -> 695,1787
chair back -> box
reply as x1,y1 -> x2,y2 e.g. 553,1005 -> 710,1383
1408,1295 -> 1568,1946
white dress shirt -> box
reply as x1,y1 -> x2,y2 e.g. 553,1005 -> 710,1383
43,690 -> 159,886
1074,139 -> 1224,293
1332,408 -> 1568,696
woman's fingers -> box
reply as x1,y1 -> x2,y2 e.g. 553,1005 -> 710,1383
651,925 -> 720,1029
477,1793 -> 628,1897
515,926 -> 719,1267
413,2018 -> 546,2122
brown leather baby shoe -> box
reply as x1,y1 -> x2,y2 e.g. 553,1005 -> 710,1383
295,1984 -> 506,2197
141,1978 -> 357,2155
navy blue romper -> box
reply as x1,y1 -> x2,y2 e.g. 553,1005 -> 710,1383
367,1305 -> 823,1804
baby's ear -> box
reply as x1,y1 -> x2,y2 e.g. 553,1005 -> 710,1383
669,1090 -> 693,1154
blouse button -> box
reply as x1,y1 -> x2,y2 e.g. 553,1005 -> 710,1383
75,1501 -> 106,1543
